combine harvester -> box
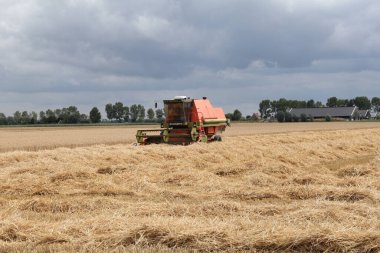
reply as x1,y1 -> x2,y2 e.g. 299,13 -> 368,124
136,96 -> 229,145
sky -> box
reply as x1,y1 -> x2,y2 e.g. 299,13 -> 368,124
1,0 -> 380,116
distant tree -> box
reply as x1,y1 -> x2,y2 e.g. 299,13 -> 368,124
45,109 -> 57,123
232,109 -> 242,121
21,111 -> 30,124
79,114 -> 90,123
372,97 -> 380,112
306,99 -> 315,108
130,104 -> 139,122
315,101 -> 324,107
155,109 -> 164,119
105,103 -> 114,120
326,97 -> 338,107
251,113 -> 260,122
123,106 -> 130,122
55,109 -> 62,122
259,99 -> 271,117
0,113 -> 7,125
6,116 -> 15,125
113,102 -> 125,122
66,106 -> 81,124
276,98 -> 289,112
14,111 -> 22,124
137,105 -> 145,121
336,99 -> 347,107
276,111 -> 285,123
325,115 -> 332,122
300,113 -> 307,122
225,113 -> 233,120
89,107 -> 101,123
39,111 -> 46,124
347,99 -> 355,107
284,112 -> 292,122
30,111 -> 38,124
292,114 -> 299,122
354,96 -> 371,110
129,104 -> 145,122
147,108 -> 155,120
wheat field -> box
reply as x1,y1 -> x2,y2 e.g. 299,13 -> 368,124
1,123 -> 380,252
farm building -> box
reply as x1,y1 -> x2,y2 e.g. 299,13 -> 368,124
358,110 -> 370,119
370,111 -> 379,119
288,107 -> 358,120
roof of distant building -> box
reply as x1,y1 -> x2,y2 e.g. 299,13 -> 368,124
288,107 -> 357,118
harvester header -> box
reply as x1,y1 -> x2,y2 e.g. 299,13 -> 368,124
136,96 -> 229,144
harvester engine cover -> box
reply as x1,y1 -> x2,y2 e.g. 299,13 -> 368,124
136,97 -> 229,145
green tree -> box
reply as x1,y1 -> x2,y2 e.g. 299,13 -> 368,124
89,107 -> 101,123
147,108 -> 155,120
45,109 -> 57,123
137,105 -> 145,121
155,109 -> 164,119
284,112 -> 292,122
30,112 -> 38,124
130,104 -> 139,122
7,116 -> 15,125
156,109 -> 164,118
123,106 -> 130,122
306,99 -> 315,108
276,111 -> 285,123
326,97 -> 338,107
21,111 -> 30,124
354,96 -> 371,110
105,103 -> 114,120
232,109 -> 242,121
55,109 -> 62,122
276,98 -> 289,112
315,101 -> 324,107
0,113 -> 7,125
69,106 -> 81,123
39,111 -> 46,124
372,97 -> 380,112
259,99 -> 271,117
14,111 -> 22,124
113,102 -> 125,122
300,113 -> 307,122
225,113 -> 233,120
79,114 -> 89,123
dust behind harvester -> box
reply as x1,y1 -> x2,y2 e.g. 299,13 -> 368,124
136,96 -> 229,144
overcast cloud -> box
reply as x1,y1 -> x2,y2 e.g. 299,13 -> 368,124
1,0 -> 380,115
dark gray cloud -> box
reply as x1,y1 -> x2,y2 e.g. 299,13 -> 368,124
0,0 -> 380,115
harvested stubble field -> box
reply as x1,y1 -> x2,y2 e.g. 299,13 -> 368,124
1,123 -> 380,252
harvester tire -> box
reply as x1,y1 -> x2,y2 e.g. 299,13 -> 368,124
162,129 -> 170,143
190,127 -> 198,142
214,135 -> 222,141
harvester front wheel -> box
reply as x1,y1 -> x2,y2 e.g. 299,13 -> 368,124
213,135 -> 222,141
190,127 -> 198,142
162,129 -> 170,143
136,130 -> 144,144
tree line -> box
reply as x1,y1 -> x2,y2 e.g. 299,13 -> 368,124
0,102 -> 164,125
104,102 -> 164,122
1,96 -> 379,125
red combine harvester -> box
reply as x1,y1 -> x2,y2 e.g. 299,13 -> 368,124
136,96 -> 229,144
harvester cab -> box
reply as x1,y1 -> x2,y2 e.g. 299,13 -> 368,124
136,96 -> 229,145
